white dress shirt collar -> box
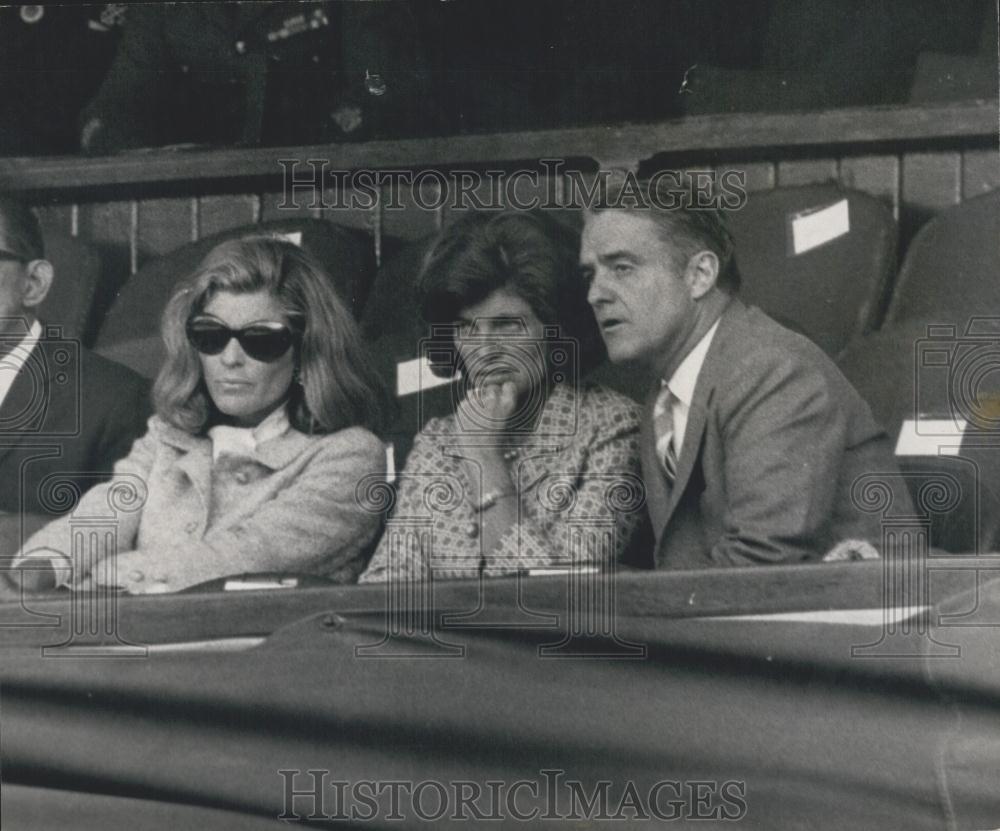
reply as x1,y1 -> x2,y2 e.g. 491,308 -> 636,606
661,318 -> 720,458
664,318 -> 721,408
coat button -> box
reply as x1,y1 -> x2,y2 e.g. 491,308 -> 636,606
185,521 -> 198,534
235,40 -> 246,54
234,470 -> 250,485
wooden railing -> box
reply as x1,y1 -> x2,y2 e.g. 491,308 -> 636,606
1,100 -> 996,193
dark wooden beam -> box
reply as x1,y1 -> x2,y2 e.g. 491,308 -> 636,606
1,101 -> 996,194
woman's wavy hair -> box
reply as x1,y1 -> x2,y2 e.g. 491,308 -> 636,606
418,209 -> 605,378
154,236 -> 390,436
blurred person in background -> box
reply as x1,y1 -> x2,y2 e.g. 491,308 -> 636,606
0,4 -> 126,155
80,1 -> 432,153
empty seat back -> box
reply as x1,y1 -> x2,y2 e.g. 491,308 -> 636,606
361,235 -> 456,468
728,184 -> 897,358
884,188 -> 1000,325
39,232 -> 103,344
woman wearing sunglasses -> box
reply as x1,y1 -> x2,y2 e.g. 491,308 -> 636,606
16,236 -> 389,594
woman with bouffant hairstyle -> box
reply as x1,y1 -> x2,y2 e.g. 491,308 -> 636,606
361,210 -> 644,582
18,236 -> 389,593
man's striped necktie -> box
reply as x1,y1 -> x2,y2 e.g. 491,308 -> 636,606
653,384 -> 678,484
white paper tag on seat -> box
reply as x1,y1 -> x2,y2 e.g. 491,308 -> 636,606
790,199 -> 850,255
275,231 -> 302,246
396,356 -> 457,397
385,443 -> 396,484
894,418 -> 966,456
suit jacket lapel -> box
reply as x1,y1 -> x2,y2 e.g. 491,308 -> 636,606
646,384 -> 713,541
0,339 -> 54,470
651,299 -> 745,543
663,395 -> 710,520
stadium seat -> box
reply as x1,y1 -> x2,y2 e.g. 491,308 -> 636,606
360,235 -> 454,468
838,319 -> 1000,553
727,183 -> 898,358
840,191 -> 1000,553
94,219 -> 375,378
359,235 -> 433,344
883,188 -> 1000,326
38,232 -> 103,344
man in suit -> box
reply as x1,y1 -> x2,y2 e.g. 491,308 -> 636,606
579,176 -> 909,568
0,197 -> 150,553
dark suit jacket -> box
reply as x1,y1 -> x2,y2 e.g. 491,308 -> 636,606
0,337 -> 150,543
638,300 -> 912,568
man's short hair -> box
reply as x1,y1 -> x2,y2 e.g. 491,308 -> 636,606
587,171 -> 741,293
0,196 -> 44,261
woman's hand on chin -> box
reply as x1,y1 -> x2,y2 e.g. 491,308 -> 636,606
457,380 -> 518,440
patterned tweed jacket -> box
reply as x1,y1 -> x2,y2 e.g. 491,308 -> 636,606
360,382 -> 644,581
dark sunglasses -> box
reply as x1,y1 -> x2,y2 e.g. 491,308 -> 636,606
0,249 -> 27,263
186,317 -> 298,363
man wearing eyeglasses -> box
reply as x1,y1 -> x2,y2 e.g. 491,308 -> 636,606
0,197 -> 149,555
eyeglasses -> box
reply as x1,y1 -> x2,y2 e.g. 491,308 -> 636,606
186,317 -> 298,363
0,249 -> 27,263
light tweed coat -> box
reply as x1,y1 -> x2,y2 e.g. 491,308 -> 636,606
19,415 -> 386,592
